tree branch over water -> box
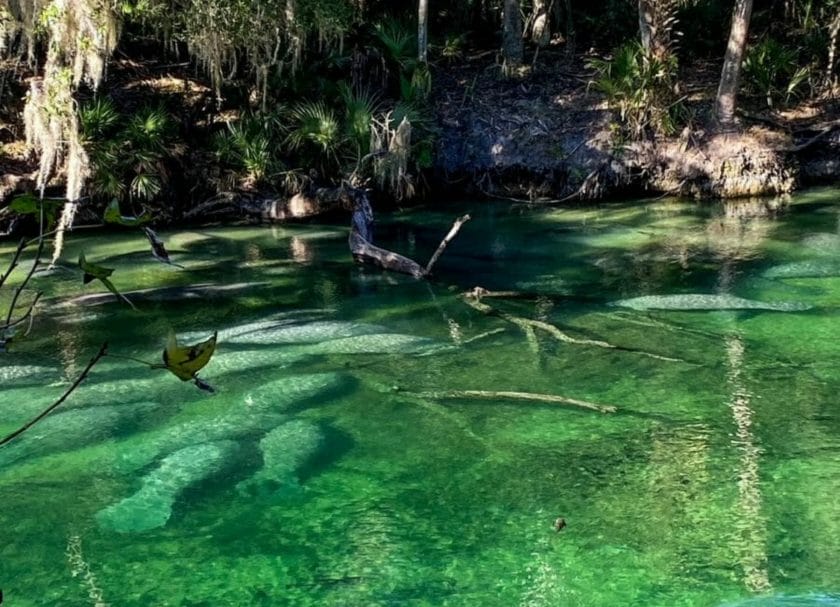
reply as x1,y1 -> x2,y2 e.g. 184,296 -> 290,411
0,342 -> 108,448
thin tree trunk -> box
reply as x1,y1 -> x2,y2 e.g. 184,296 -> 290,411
638,0 -> 671,60
502,0 -> 523,76
471,0 -> 487,33
826,9 -> 840,88
563,0 -> 574,59
286,0 -> 303,72
418,0 -> 429,63
530,0 -> 550,46
638,0 -> 655,54
715,0 -> 754,128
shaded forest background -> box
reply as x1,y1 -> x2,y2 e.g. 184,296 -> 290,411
1,0 -> 839,236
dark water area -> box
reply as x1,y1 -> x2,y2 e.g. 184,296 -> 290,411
1,189 -> 839,606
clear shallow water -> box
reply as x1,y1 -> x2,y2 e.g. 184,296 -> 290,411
0,190 -> 839,606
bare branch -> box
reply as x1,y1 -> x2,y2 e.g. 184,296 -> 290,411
425,214 -> 471,274
0,342 -> 108,447
1,291 -> 42,332
0,238 -> 27,290
5,232 -> 44,327
463,286 -> 685,362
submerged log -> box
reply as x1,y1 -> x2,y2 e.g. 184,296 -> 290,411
349,230 -> 427,278
463,286 -> 685,363
415,389 -> 617,413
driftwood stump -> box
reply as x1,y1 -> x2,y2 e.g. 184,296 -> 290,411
347,186 -> 470,279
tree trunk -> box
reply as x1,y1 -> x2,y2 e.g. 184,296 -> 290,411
418,0 -> 429,63
638,0 -> 670,60
562,0 -> 574,59
826,8 -> 840,88
286,0 -> 303,72
638,0 -> 655,54
715,0 -> 754,128
502,0 -> 523,76
530,0 -> 550,47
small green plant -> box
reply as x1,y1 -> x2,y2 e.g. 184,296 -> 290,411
439,33 -> 467,63
339,82 -> 381,162
80,100 -> 178,206
214,111 -> 285,183
78,97 -> 119,139
286,101 -> 343,159
588,42 -> 684,140
375,19 -> 416,70
742,37 -> 812,108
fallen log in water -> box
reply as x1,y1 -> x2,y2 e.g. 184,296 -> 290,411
346,185 -> 470,278
184,185 -> 350,223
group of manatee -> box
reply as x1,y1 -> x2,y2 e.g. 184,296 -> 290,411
0,315 -> 445,533
611,230 -> 840,311
0,229 -> 835,533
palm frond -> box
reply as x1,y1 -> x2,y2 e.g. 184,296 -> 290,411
286,101 -> 341,155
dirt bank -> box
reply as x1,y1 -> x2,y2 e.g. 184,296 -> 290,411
432,52 -> 840,201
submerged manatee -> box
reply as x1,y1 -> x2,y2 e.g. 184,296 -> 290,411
180,317 -> 381,346
721,594 -> 840,606
222,320 -> 386,345
204,348 -> 302,376
243,373 -> 345,412
763,259 -> 840,279
304,333 -> 446,355
801,232 -> 840,254
0,402 -> 161,467
115,409 -> 285,473
0,365 -> 59,385
116,373 -> 343,472
237,420 -> 324,497
102,374 -> 344,530
62,282 -> 270,308
97,440 -> 238,532
610,294 -> 811,312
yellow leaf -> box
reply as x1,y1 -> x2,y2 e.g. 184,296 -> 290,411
162,330 -> 217,381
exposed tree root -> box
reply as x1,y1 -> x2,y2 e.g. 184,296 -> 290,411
184,185 -> 349,223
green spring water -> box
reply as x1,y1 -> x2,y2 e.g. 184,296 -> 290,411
1,190 -> 839,606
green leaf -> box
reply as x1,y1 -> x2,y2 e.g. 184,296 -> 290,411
143,227 -> 183,268
103,199 -> 152,227
78,253 -> 136,309
8,194 -> 62,226
78,253 -> 114,283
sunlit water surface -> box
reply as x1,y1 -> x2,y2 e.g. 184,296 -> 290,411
1,190 -> 840,606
